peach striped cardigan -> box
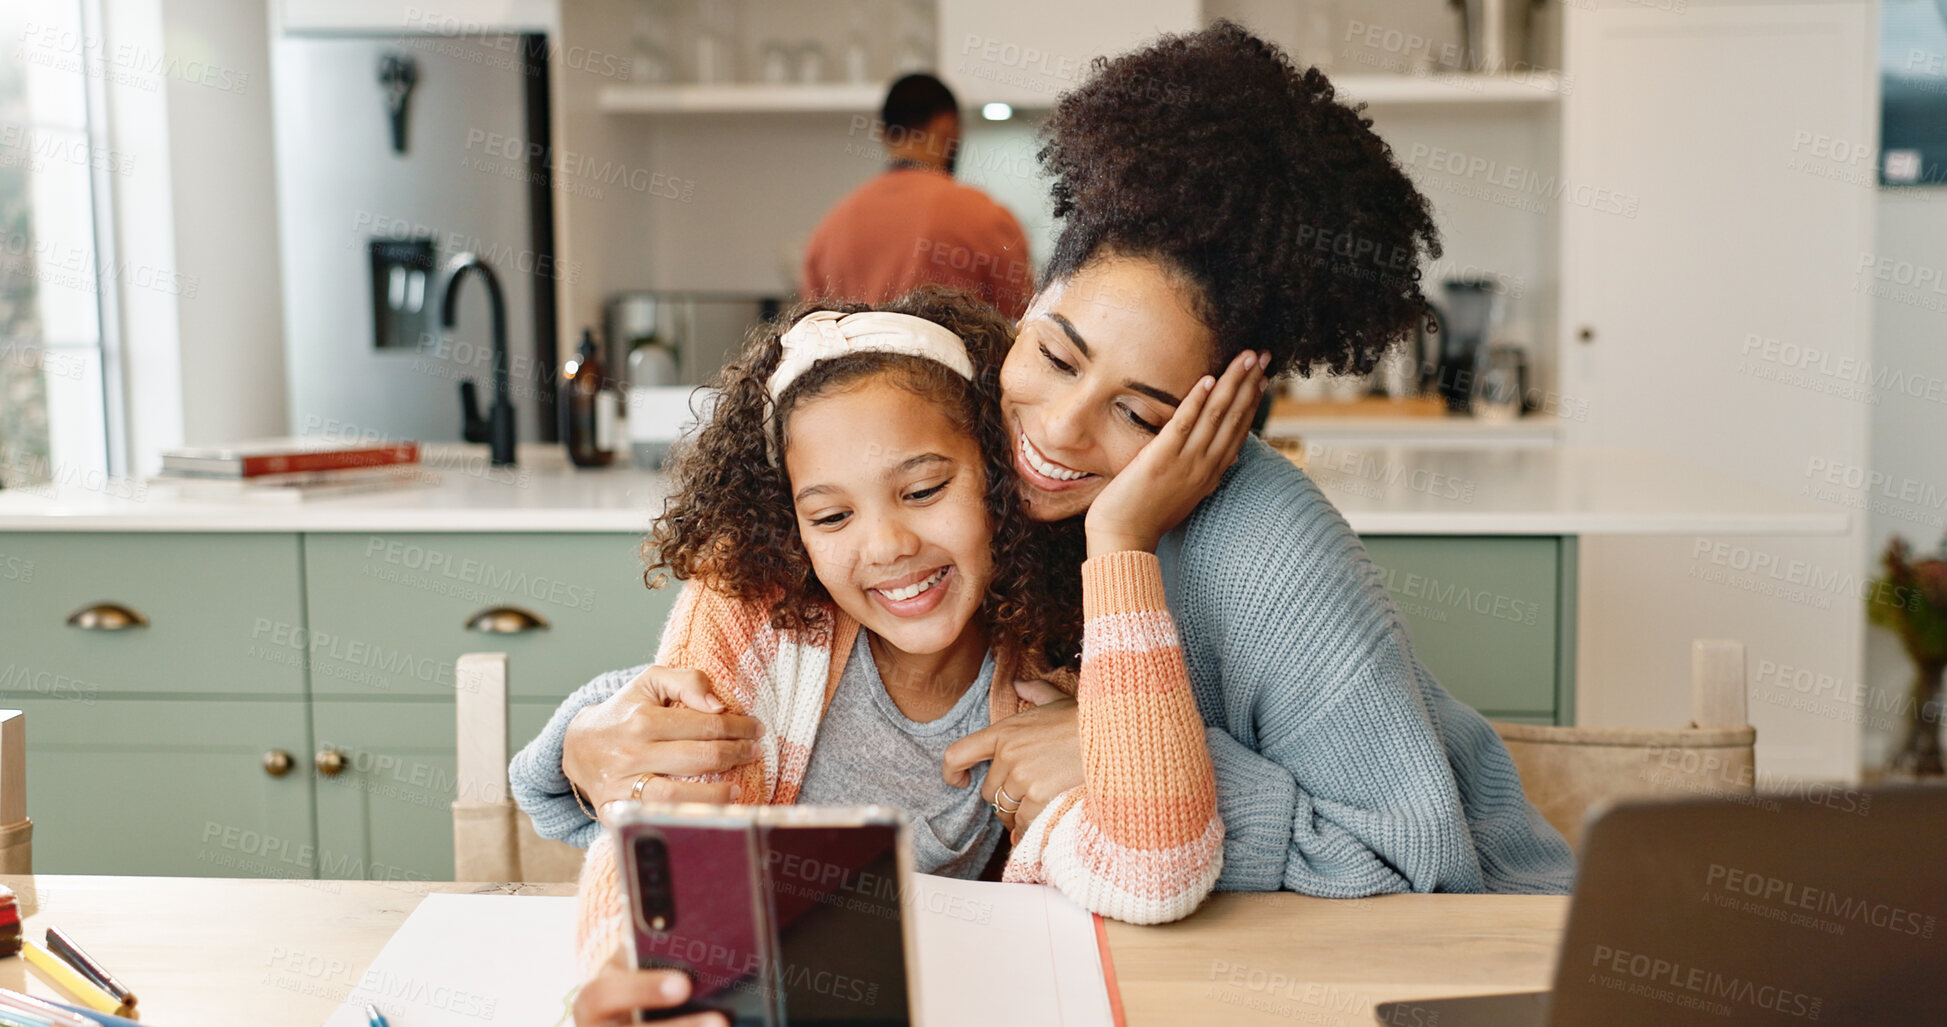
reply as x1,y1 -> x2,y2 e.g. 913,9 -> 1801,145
573,550 -> 1223,977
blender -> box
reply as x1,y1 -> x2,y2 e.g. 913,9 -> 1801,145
1422,278 -> 1503,414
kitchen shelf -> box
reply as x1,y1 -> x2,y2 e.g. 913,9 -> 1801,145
1265,398 -> 1563,449
1329,72 -> 1566,107
598,82 -> 1027,115
596,72 -> 1560,116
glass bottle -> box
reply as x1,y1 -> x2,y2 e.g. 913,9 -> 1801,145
563,328 -> 618,468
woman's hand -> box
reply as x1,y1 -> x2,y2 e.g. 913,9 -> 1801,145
563,665 -> 764,809
1083,350 -> 1268,558
574,947 -> 726,1027
942,698 -> 1083,839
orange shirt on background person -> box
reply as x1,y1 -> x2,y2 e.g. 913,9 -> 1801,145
800,166 -> 1033,319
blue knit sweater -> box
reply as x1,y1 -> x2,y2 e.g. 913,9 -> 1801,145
509,435 -> 1575,894
1162,437 -> 1572,895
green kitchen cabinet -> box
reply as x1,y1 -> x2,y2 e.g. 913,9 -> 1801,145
301,533 -> 678,700
0,533 -> 307,696
309,699 -> 562,881
1362,536 -> 1577,724
0,528 -> 661,881
8,696 -> 315,877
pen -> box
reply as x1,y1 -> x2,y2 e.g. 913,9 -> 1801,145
18,942 -> 120,1017
366,1002 -> 392,1027
43,929 -> 136,1013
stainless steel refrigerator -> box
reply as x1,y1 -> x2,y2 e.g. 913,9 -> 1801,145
271,30 -> 558,444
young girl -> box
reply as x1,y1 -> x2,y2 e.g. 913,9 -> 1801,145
560,287 -> 1252,988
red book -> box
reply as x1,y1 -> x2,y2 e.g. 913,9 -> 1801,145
160,438 -> 421,478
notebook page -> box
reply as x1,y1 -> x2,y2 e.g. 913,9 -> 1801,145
322,878 -> 1114,1026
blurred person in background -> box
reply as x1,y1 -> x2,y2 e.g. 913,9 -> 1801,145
800,73 -> 1033,318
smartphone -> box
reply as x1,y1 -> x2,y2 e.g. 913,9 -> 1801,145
620,805 -> 772,1023
615,804 -> 917,1027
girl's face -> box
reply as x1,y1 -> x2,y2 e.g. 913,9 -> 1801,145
1000,255 -> 1218,522
785,378 -> 993,657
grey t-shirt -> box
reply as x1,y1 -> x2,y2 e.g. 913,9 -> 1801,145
796,632 -> 1004,879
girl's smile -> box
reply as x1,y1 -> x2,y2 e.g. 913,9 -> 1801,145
785,378 -> 993,665
867,564 -> 956,617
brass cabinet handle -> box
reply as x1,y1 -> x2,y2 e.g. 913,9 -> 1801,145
464,606 -> 549,634
65,603 -> 148,631
315,749 -> 348,777
263,750 -> 295,777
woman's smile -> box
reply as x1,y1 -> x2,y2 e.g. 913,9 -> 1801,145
999,256 -> 1216,522
1016,432 -> 1098,489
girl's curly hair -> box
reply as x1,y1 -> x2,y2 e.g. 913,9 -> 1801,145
644,286 -> 1083,671
1039,19 -> 1443,379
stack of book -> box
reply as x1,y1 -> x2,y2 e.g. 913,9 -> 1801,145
154,438 -> 436,502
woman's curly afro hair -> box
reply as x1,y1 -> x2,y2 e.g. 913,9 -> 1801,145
1039,19 -> 1443,379
644,286 -> 1083,672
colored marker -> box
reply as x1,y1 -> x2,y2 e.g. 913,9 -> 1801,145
18,942 -> 119,1017
0,987 -> 95,1027
366,1003 -> 392,1027
44,1002 -> 141,1027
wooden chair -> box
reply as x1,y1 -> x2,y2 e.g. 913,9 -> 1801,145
1492,639 -> 1756,851
451,654 -> 584,882
0,710 -> 30,874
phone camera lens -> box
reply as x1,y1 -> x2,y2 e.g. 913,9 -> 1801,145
633,835 -> 676,933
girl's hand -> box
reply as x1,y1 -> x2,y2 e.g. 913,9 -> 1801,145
1014,677 -> 1068,706
563,665 -> 764,809
1083,350 -> 1268,557
942,698 -> 1083,839
574,947 -> 726,1027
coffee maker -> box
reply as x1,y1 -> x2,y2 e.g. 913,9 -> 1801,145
1419,278 -> 1503,414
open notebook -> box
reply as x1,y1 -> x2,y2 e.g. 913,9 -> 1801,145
322,876 -> 1118,1027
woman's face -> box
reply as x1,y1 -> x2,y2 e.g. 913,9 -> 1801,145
1000,255 -> 1218,522
785,378 -> 993,657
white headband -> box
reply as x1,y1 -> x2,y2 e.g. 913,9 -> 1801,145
765,309 -> 974,464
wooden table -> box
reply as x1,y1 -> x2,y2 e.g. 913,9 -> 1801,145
1103,892 -> 1569,1026
0,876 -> 1568,1025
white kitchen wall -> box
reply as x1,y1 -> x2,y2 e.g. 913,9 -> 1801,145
163,0 -> 288,455
100,0 -> 287,475
1863,188 -> 1947,767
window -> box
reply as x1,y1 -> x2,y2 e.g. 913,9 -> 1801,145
0,0 -> 114,491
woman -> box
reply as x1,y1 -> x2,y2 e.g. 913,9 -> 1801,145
529,28 -> 1570,1017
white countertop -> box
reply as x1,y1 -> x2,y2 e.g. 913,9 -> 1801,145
0,445 -> 670,534
1261,396 -> 1564,448
1263,413 -> 1562,447
0,442 -> 1847,537
1293,442 -> 1847,536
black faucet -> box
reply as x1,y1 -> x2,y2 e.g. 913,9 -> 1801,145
440,252 -> 517,467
